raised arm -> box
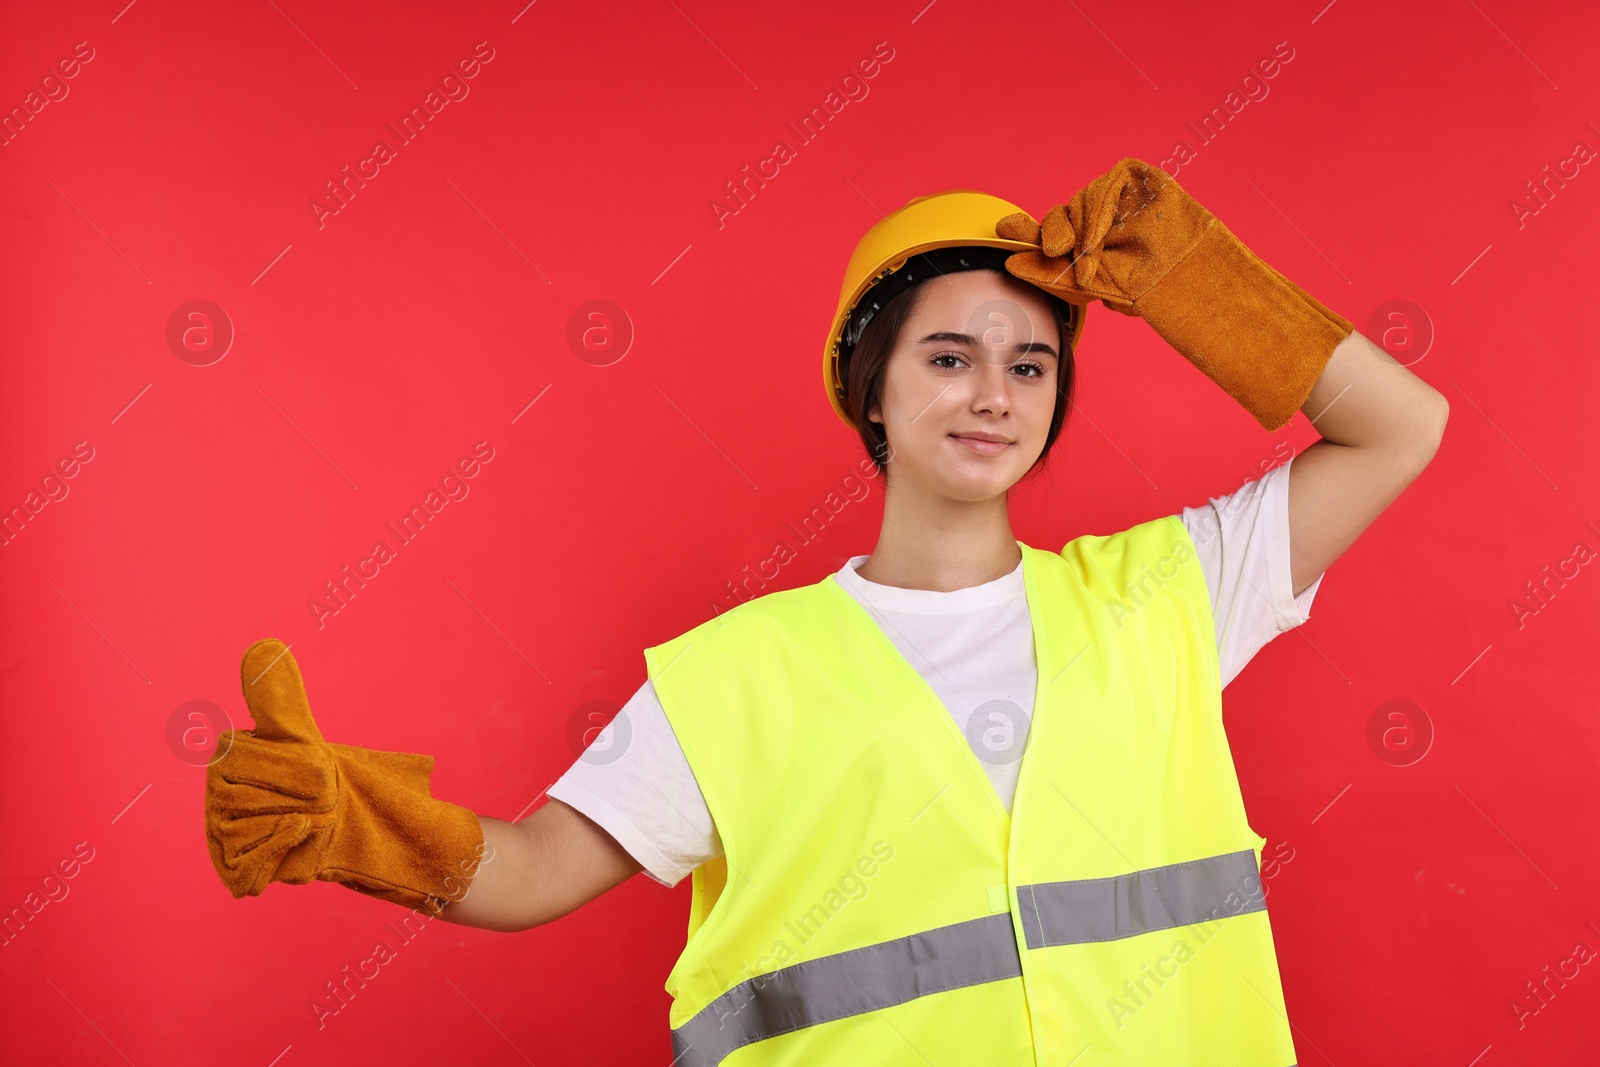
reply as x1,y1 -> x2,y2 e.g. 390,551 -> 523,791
1285,330 -> 1447,597
997,157 -> 1447,587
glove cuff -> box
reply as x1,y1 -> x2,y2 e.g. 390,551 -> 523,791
1134,217 -> 1353,431
318,745 -> 487,917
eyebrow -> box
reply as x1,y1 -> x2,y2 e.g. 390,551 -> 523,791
913,331 -> 1058,359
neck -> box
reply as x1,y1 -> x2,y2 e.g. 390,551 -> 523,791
854,483 -> 1021,592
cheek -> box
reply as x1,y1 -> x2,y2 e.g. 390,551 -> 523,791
1018,392 -> 1058,446
1030,374 -> 1061,411
883,375 -> 953,428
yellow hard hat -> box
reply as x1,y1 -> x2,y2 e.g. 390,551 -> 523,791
823,190 -> 1089,429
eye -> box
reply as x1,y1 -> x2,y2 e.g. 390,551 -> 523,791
930,352 -> 1047,378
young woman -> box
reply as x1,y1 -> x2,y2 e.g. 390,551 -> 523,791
207,160 -> 1447,1065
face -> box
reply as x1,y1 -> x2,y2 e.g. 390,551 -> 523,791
867,269 -> 1062,503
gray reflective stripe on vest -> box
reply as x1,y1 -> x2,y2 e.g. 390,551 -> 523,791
1018,848 -> 1264,950
671,912 -> 1021,1067
671,850 -> 1265,1066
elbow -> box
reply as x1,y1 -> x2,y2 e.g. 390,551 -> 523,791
1408,391 -> 1449,469
1427,390 -> 1449,446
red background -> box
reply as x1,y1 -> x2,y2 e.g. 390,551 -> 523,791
2,0 -> 1597,1063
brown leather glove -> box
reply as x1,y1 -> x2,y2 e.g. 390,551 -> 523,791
998,157 -> 1354,431
205,638 -> 485,917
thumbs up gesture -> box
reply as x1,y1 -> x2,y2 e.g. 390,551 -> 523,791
204,639 -> 485,916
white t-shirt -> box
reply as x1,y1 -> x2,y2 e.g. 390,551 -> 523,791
548,457 -> 1323,888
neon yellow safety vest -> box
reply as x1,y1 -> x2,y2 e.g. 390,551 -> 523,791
643,515 -> 1298,1066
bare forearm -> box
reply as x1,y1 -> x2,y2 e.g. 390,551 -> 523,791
1300,330 -> 1448,452
434,800 -> 644,932
436,815 -> 544,932
1285,329 -> 1450,594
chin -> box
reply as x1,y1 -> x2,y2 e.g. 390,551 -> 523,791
941,470 -> 1020,502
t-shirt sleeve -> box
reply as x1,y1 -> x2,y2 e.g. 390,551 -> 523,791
1178,455 -> 1326,689
546,678 -> 722,888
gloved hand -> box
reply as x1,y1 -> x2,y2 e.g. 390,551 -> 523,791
997,157 -> 1354,431
205,638 -> 485,916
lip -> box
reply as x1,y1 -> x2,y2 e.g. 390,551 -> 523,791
950,434 -> 1012,456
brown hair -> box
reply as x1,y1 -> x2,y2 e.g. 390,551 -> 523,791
840,269 -> 1078,484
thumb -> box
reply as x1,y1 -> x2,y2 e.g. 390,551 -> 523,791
238,639 -> 325,746
994,211 -> 1041,245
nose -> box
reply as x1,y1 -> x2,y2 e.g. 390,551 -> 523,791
971,355 -> 1015,416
